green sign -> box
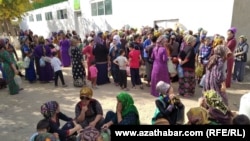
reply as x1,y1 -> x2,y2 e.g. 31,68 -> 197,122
74,0 -> 80,10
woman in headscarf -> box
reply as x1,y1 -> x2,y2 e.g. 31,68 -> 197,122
225,27 -> 237,88
33,36 -> 53,83
82,37 -> 95,81
92,32 -> 110,85
75,86 -> 105,130
108,35 -> 122,86
102,92 -> 140,129
186,107 -> 216,125
0,38 -> 20,94
150,35 -> 170,97
59,32 -> 71,67
40,101 -> 82,141
203,90 -> 233,125
70,38 -> 86,87
22,36 -> 37,83
204,45 -> 228,105
178,35 -> 196,98
233,35 -> 249,82
152,81 -> 184,125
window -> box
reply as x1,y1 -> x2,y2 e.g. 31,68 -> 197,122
91,0 -> 112,16
104,0 -> 112,15
36,14 -> 42,21
45,12 -> 53,20
91,3 -> 97,16
29,15 -> 34,22
57,9 -> 67,19
97,1 -> 104,16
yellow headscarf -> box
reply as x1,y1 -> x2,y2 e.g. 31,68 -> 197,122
80,86 -> 93,98
187,107 -> 210,125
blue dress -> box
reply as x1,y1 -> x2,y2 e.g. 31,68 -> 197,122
22,44 -> 36,82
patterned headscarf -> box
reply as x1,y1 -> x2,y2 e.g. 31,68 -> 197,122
203,90 -> 228,115
116,92 -> 140,124
156,35 -> 167,47
156,81 -> 170,95
187,107 -> 210,125
79,126 -> 100,141
41,101 -> 59,119
207,45 -> 226,70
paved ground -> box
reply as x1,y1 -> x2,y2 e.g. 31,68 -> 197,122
0,51 -> 249,141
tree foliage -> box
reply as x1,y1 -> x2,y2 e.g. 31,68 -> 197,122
0,0 -> 43,20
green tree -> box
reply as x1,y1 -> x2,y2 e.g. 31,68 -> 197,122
0,0 -> 43,35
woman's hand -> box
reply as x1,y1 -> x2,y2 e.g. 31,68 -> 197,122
102,123 -> 110,129
89,121 -> 97,128
116,102 -> 122,113
82,106 -> 88,113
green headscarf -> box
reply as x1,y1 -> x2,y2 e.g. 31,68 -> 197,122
116,92 -> 140,124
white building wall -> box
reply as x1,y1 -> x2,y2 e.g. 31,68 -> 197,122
20,1 -> 75,38
20,0 -> 235,38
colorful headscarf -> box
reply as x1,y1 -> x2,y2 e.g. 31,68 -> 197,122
187,107 -> 210,125
228,27 -> 237,35
80,86 -> 93,98
116,92 -> 140,124
207,45 -> 226,70
79,126 -> 100,141
40,101 -> 59,119
203,90 -> 228,115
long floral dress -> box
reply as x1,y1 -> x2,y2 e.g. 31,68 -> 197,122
0,50 -> 19,95
71,46 -> 85,87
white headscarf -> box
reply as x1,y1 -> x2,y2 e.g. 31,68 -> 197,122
156,81 -> 170,94
113,35 -> 121,44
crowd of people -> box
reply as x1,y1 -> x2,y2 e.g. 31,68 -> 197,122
0,25 -> 250,141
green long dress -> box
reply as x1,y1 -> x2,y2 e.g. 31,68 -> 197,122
0,50 -> 19,95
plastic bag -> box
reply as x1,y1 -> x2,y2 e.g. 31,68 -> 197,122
14,75 -> 22,87
23,56 -> 30,68
167,60 -> 177,77
39,57 -> 46,67
177,64 -> 184,78
101,129 -> 111,141
199,74 -> 206,87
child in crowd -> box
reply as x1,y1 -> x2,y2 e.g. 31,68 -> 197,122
50,51 -> 67,87
89,60 -> 98,89
29,119 -> 60,141
113,49 -> 129,91
128,42 -> 143,89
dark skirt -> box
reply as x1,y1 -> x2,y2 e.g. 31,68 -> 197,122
96,62 -> 110,85
178,69 -> 196,96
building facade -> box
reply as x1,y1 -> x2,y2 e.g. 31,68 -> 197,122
20,0 -> 250,61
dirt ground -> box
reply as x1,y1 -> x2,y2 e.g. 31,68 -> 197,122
0,51 -> 249,141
